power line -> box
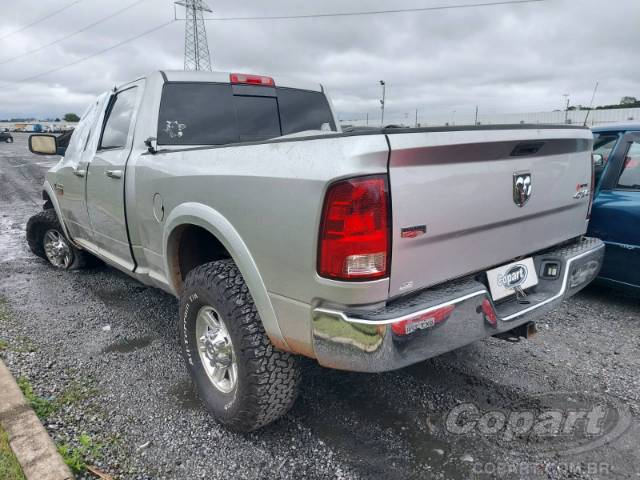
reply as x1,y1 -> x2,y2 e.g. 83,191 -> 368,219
198,0 -> 548,21
0,0 -> 85,42
0,0 -> 548,89
0,0 -> 148,66
0,20 -> 176,90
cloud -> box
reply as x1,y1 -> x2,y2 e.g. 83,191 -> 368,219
0,0 -> 638,121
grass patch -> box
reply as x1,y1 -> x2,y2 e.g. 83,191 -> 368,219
17,377 -> 57,420
57,434 -> 103,474
11,337 -> 37,354
17,377 -> 98,421
0,340 -> 8,351
57,443 -> 85,473
17,377 -> 103,474
0,426 -> 26,480
57,381 -> 98,405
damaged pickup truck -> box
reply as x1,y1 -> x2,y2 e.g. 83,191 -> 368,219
26,70 -> 604,431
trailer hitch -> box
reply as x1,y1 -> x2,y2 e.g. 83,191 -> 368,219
494,321 -> 537,342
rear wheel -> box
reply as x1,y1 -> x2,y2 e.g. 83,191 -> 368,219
179,259 -> 301,432
26,210 -> 98,269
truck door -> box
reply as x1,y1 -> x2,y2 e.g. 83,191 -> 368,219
589,132 -> 640,287
56,94 -> 108,245
86,82 -> 143,270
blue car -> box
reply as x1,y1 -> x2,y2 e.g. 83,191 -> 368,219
587,124 -> 640,291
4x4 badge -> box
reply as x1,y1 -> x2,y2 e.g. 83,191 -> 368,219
513,172 -> 532,207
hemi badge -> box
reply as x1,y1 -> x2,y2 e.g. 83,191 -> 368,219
573,183 -> 590,199
401,225 -> 427,239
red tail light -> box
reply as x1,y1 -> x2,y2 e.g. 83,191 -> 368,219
230,73 -> 275,86
391,305 -> 455,336
481,298 -> 498,327
318,175 -> 390,281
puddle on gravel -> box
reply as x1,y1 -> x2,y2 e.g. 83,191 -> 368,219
169,380 -> 201,410
92,284 -> 149,307
0,214 -> 30,262
102,336 -> 153,354
299,371 -> 474,479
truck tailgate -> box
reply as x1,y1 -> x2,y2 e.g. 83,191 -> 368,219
387,127 -> 594,297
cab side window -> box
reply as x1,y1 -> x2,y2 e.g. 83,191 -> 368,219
99,87 -> 137,150
617,140 -> 640,190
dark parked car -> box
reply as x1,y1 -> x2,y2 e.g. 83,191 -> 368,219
0,130 -> 13,143
588,124 -> 640,291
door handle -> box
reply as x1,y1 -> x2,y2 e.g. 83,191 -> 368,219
73,168 -> 86,177
105,169 -> 122,179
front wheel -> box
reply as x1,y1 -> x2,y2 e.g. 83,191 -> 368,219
179,259 -> 301,432
26,210 -> 97,269
5,137 -> 13,143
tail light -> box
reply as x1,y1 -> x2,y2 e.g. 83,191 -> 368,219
230,73 -> 275,86
318,175 -> 390,281
481,298 -> 498,327
391,305 -> 455,336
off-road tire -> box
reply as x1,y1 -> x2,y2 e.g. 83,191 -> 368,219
26,209 -> 98,269
180,259 -> 301,432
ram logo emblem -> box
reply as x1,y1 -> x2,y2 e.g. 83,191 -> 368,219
513,172 -> 532,207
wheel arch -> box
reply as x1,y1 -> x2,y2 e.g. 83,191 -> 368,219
42,180 -> 77,246
42,190 -> 54,210
164,202 -> 291,352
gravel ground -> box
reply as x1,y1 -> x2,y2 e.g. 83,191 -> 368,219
0,133 -> 639,479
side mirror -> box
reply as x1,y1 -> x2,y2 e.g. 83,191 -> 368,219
29,134 -> 58,156
592,153 -> 604,168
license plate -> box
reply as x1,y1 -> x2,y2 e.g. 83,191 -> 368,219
486,257 -> 538,301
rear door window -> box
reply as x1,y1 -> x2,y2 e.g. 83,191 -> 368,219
99,87 -> 137,150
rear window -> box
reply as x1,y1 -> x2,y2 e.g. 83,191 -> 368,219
157,82 -> 336,146
157,83 -> 237,145
277,87 -> 336,135
234,95 -> 281,142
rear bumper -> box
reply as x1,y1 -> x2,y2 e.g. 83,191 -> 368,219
311,236 -> 604,372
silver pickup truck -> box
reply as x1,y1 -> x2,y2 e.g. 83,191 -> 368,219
26,70 -> 604,431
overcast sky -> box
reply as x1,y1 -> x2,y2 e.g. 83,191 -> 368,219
0,0 -> 638,122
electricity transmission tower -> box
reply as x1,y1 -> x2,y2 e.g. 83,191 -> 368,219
175,0 -> 212,71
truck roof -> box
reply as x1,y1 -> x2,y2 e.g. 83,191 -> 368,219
592,123 -> 640,133
157,70 -> 324,93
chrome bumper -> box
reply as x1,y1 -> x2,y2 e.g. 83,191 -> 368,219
312,237 -> 604,372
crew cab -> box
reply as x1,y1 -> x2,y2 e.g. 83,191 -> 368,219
26,71 -> 604,431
